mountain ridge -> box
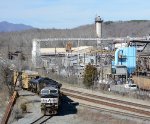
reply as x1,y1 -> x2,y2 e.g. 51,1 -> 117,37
0,21 -> 34,32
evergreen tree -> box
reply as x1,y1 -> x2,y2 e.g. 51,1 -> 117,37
83,63 -> 98,88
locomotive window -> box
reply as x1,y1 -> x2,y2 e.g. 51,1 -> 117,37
130,84 -> 137,87
41,89 -> 49,94
50,90 -> 57,94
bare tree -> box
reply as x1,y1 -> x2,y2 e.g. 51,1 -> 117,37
0,59 -> 14,95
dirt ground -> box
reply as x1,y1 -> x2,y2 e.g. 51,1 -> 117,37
7,89 -> 149,124
73,107 -> 140,124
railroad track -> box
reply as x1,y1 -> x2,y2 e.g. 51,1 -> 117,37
61,88 -> 150,109
79,103 -> 150,122
30,115 -> 52,124
61,88 -> 150,117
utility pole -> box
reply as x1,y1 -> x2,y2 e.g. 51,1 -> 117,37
77,40 -> 80,85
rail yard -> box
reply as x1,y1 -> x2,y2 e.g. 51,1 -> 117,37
2,83 -> 150,124
1,16 -> 150,124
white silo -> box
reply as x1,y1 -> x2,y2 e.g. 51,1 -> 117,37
95,16 -> 103,38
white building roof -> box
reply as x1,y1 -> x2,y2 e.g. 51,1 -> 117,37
40,46 -> 93,55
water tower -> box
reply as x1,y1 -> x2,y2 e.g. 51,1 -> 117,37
95,16 -> 103,38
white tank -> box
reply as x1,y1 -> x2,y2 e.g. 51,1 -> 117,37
95,16 -> 103,38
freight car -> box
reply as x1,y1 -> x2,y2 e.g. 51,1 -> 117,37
13,70 -> 39,90
40,86 -> 61,115
132,75 -> 150,90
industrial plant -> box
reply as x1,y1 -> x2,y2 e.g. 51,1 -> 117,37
1,16 -> 150,124
31,16 -> 150,92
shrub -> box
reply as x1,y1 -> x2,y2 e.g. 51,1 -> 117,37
14,108 -> 23,120
20,103 -> 27,113
83,63 -> 98,88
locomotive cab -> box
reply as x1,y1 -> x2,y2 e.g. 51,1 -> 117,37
40,87 -> 60,115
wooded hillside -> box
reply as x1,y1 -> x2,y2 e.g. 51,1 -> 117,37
0,20 -> 150,57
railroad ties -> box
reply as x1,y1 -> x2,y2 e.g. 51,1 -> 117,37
61,88 -> 150,120
30,115 -> 52,124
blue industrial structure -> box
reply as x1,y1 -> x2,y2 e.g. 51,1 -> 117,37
114,47 -> 136,75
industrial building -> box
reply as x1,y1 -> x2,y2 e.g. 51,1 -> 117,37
31,16 -> 150,92
39,46 -> 96,77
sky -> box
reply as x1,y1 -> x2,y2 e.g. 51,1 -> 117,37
0,0 -> 150,29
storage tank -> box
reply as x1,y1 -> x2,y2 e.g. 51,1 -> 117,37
95,16 -> 103,38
